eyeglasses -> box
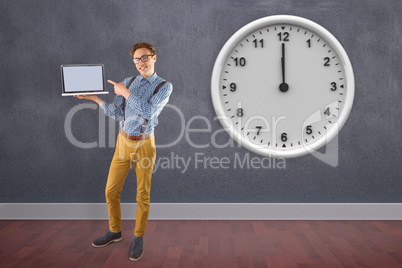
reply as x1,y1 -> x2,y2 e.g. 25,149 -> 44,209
133,55 -> 154,64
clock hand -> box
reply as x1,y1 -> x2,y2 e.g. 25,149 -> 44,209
279,42 -> 289,92
282,43 -> 285,82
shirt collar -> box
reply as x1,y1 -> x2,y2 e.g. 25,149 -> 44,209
139,72 -> 158,83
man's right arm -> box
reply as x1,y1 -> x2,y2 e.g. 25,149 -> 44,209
74,94 -> 124,121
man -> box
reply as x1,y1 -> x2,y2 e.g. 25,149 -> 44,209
74,42 -> 173,261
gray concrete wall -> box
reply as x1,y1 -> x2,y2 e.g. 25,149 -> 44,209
1,0 -> 401,203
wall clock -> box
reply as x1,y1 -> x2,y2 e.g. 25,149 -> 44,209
211,15 -> 355,158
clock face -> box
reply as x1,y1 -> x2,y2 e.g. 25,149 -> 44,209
211,15 -> 354,158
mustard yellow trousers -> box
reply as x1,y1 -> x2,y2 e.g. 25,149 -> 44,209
105,133 -> 156,237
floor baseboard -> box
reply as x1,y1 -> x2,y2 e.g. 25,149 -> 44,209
1,203 -> 401,220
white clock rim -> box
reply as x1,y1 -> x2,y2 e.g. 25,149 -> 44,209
211,15 -> 355,158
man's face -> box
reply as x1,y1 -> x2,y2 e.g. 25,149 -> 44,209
133,48 -> 156,78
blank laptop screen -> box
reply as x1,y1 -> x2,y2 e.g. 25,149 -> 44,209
62,65 -> 104,93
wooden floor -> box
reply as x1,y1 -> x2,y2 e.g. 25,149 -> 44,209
0,220 -> 401,268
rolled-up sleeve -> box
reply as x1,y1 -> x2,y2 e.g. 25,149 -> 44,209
100,95 -> 125,121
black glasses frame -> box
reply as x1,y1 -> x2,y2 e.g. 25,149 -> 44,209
133,55 -> 154,64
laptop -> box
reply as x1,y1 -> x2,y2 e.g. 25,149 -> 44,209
61,64 -> 109,96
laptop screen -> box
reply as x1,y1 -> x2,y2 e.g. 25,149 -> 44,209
61,65 -> 105,94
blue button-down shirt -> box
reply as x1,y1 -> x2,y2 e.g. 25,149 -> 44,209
101,72 -> 173,135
